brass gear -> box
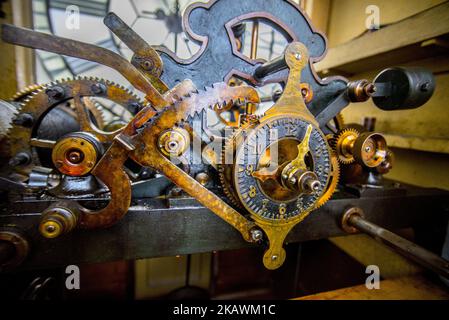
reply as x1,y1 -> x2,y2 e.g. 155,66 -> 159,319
11,84 -> 43,102
4,77 -> 146,175
332,127 -> 360,165
11,82 -> 106,128
315,153 -> 339,209
218,121 -> 254,209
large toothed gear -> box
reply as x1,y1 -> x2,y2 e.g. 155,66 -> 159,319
4,77 -> 147,175
332,127 -> 360,165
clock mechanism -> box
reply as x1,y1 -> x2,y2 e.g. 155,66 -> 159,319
0,0 -> 438,271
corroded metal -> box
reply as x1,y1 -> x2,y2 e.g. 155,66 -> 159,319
222,42 -> 333,269
4,78 -> 145,175
0,0 -> 439,273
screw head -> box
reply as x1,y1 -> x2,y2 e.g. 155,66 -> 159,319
295,53 -> 302,60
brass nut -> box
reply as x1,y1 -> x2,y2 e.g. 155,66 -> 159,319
195,172 -> 209,186
300,83 -> 313,103
158,128 -> 190,157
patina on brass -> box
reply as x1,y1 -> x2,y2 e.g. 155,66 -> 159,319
52,133 -> 102,177
221,42 -> 333,269
129,84 -> 261,242
39,205 -> 78,239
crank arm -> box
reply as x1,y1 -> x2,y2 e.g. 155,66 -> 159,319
1,24 -> 165,107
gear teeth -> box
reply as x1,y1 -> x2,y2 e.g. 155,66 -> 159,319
4,77 -> 145,174
315,153 -> 340,209
178,83 -> 255,120
218,129 -> 245,209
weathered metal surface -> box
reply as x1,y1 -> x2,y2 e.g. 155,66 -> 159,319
0,0 -> 441,273
1,24 -> 165,106
4,78 -> 145,175
157,0 -> 348,117
0,184 -> 447,270
129,83 -> 261,242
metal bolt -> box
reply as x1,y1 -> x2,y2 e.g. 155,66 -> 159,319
365,146 -> 372,153
311,180 -> 321,192
45,225 -> 56,233
45,86 -> 65,99
303,178 -> 321,193
364,83 -> 376,95
168,141 -> 179,151
294,53 -> 302,60
301,88 -> 308,97
142,60 -> 153,70
251,229 -> 263,242
271,255 -> 278,261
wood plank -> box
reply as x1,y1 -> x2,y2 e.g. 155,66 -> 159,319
384,134 -> 449,154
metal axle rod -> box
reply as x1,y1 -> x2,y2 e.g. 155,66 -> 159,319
342,207 -> 449,279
